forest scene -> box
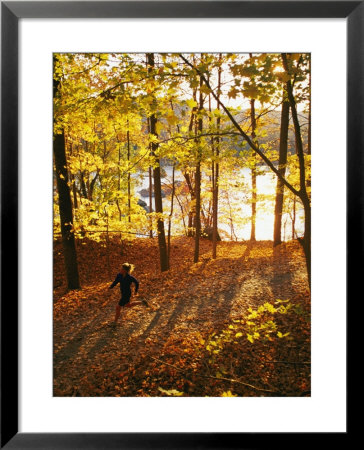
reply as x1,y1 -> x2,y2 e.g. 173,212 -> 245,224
53,53 -> 311,397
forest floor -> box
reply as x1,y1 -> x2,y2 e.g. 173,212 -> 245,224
53,236 -> 310,397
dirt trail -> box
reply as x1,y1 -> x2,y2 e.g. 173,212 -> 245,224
53,238 -> 310,396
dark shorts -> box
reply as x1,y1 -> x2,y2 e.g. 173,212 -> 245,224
118,295 -> 131,307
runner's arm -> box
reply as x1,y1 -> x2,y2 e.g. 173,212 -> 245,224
109,274 -> 121,289
131,276 -> 139,294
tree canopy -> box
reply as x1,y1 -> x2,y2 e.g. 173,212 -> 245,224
53,52 -> 310,279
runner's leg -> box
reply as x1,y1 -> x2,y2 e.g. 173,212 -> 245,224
114,305 -> 121,323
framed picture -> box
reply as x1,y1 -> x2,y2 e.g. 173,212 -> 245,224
1,1 -> 356,448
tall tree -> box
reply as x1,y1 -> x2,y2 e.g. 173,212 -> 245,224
185,88 -> 198,237
281,53 -> 311,285
53,56 -> 80,290
194,72 -> 204,263
147,53 -> 168,271
273,86 -> 290,246
212,54 -> 222,259
249,96 -> 257,242
126,117 -> 131,223
167,162 -> 176,266
147,117 -> 154,238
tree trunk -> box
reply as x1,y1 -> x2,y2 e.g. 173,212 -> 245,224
194,74 -> 203,263
183,171 -> 195,237
194,163 -> 201,261
167,163 -> 176,266
68,143 -> 78,210
273,89 -> 290,246
89,171 -> 98,202
127,118 -> 131,223
105,209 -> 111,279
80,171 -> 88,199
54,129 -> 80,290
226,191 -> 237,241
308,54 -> 311,158
292,195 -> 296,239
250,97 -> 257,242
72,178 -> 78,210
148,166 -> 153,236
282,53 -> 311,286
175,194 -> 187,235
212,55 -> 222,259
147,53 -> 168,272
307,54 -> 311,190
186,88 -> 197,238
53,57 -> 80,290
146,116 -> 153,237
117,143 -> 122,221
301,197 -> 311,287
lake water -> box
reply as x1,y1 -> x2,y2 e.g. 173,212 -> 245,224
134,165 -> 304,241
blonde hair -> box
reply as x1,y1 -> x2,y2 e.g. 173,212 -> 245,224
121,262 -> 134,273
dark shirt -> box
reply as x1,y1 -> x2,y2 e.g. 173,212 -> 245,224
109,273 -> 139,297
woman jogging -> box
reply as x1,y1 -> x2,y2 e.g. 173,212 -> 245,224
109,262 -> 148,325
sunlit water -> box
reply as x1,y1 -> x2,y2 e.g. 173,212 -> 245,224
135,166 -> 304,241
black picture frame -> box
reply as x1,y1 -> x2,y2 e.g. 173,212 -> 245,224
1,1 -> 356,448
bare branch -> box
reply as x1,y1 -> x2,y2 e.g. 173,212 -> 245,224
179,54 -> 301,198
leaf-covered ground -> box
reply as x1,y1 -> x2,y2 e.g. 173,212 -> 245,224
53,236 -> 310,397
